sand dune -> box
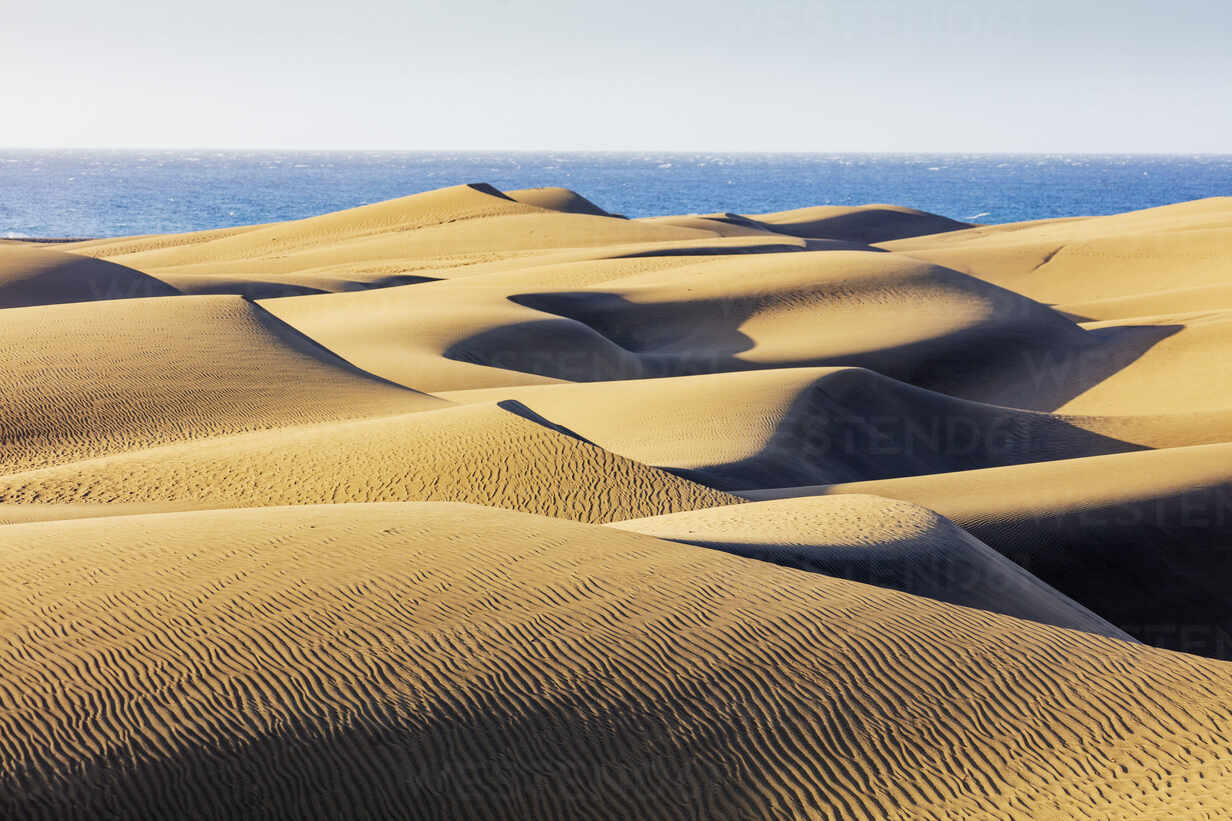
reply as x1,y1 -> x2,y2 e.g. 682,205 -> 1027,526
88,183 -> 535,266
4,185 -> 1232,816
0,244 -> 179,307
5,503 -> 1232,819
439,367 -> 1188,488
152,269 -> 440,299
0,294 -> 443,474
506,185 -> 614,216
1060,282 -> 1232,321
752,443 -> 1232,657
504,250 -> 1132,409
750,203 -> 974,242
100,184 -> 713,279
609,494 -> 1131,638
0,501 -> 217,525
633,206 -> 972,244
0,401 -> 738,522
263,247 -> 1131,407
63,223 -> 262,258
1060,310 -> 1232,414
242,233 -> 810,292
883,197 -> 1232,305
634,213 -> 811,239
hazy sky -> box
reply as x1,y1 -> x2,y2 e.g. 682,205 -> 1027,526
4,0 -> 1230,151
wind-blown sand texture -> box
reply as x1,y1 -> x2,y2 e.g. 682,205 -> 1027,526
3,184 -> 1232,818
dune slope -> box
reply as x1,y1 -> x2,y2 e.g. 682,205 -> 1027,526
756,444 -> 1232,657
610,494 -> 1131,638
883,197 -> 1232,305
4,503 -> 1232,820
506,186 -> 614,216
441,367 -> 1167,488
0,294 -> 444,474
0,244 -> 179,308
0,401 -> 738,523
749,203 -> 974,242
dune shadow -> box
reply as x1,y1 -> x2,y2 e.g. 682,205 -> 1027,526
448,289 -> 1182,414
994,322 -> 1184,411
347,273 -> 440,291
445,290 -> 765,383
495,399 -> 596,445
736,207 -> 973,243
444,315 -> 651,382
167,279 -> 330,299
610,241 -> 862,259
1,690 -> 758,819
248,300 -> 443,397
508,291 -> 759,361
0,249 -> 181,308
664,371 -> 1152,491
640,521 -> 1124,640
937,481 -> 1232,660
171,273 -> 440,300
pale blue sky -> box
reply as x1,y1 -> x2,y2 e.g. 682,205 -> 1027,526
3,0 -> 1229,151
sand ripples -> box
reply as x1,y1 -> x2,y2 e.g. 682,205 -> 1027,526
2,186 -> 1232,816
4,505 -> 1232,819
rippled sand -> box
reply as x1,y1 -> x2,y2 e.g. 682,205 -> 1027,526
3,185 -> 1232,818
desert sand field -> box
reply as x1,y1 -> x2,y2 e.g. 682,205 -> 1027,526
3,184 -> 1232,818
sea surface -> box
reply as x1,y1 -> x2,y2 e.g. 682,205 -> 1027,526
3,150 -> 1231,239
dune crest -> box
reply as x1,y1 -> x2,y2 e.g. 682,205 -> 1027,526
506,185 -> 614,216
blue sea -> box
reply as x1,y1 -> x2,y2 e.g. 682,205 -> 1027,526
3,150 -> 1230,239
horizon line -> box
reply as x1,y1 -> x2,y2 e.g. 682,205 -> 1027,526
4,146 -> 1232,157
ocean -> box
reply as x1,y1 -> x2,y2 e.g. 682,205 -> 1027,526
3,150 -> 1231,239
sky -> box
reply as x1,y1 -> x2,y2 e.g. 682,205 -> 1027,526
2,0 -> 1230,152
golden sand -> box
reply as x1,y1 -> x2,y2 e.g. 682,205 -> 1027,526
3,186 -> 1232,817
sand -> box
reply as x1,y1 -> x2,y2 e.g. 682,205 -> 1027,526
7,503 -> 1232,820
0,244 -> 179,308
0,294 -> 445,474
609,494 -> 1132,638
749,443 -> 1232,657
3,184 -> 1232,817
